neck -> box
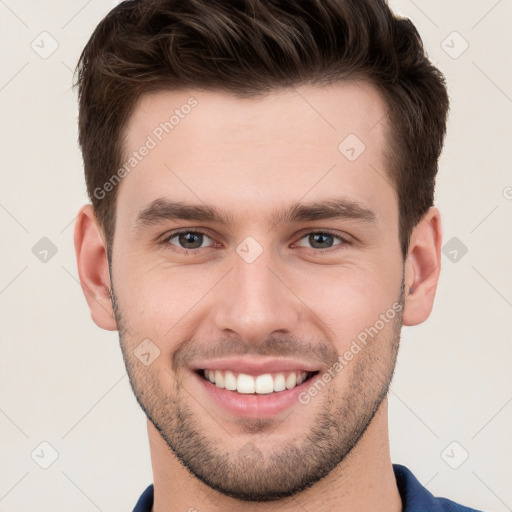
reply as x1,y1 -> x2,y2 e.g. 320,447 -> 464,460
148,398 -> 401,512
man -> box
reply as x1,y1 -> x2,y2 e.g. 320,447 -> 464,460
73,0 -> 483,510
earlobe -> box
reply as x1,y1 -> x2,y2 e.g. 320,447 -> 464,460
402,207 -> 443,326
73,205 -> 117,331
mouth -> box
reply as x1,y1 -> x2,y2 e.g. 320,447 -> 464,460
189,357 -> 324,418
195,368 -> 320,395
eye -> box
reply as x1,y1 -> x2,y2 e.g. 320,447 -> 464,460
164,230 -> 215,250
160,229 -> 349,254
295,231 -> 347,250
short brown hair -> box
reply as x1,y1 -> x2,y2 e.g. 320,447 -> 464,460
75,0 -> 449,258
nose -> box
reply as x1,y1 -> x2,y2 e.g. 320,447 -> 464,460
212,245 -> 301,344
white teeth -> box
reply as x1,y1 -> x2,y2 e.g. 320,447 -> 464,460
255,374 -> 274,394
224,370 -> 237,390
273,374 -> 286,392
285,372 -> 296,389
237,373 -> 255,394
215,370 -> 224,388
202,369 -> 312,394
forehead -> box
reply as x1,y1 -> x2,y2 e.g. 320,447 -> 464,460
118,82 -> 395,224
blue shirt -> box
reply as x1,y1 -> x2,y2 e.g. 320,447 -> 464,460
133,464 -> 484,511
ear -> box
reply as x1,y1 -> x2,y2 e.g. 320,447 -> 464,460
402,207 -> 443,326
73,204 -> 117,331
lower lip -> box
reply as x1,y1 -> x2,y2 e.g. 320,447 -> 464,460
193,371 -> 319,418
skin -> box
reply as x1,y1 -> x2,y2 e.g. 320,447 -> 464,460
74,81 -> 442,511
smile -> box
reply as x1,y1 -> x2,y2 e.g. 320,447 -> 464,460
198,369 -> 319,394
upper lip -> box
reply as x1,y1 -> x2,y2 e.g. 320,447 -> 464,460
190,357 -> 322,376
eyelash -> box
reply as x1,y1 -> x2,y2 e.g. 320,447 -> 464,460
160,229 -> 350,254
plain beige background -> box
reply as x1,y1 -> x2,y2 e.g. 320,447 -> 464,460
0,1 -> 511,511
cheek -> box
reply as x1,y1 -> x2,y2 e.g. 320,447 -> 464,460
286,263 -> 402,344
113,257 -> 218,338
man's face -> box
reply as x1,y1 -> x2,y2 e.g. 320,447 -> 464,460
110,83 -> 405,500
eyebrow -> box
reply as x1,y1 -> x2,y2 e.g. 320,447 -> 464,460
134,196 -> 377,230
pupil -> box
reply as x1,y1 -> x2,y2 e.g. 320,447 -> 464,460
180,232 -> 202,249
310,233 -> 333,249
